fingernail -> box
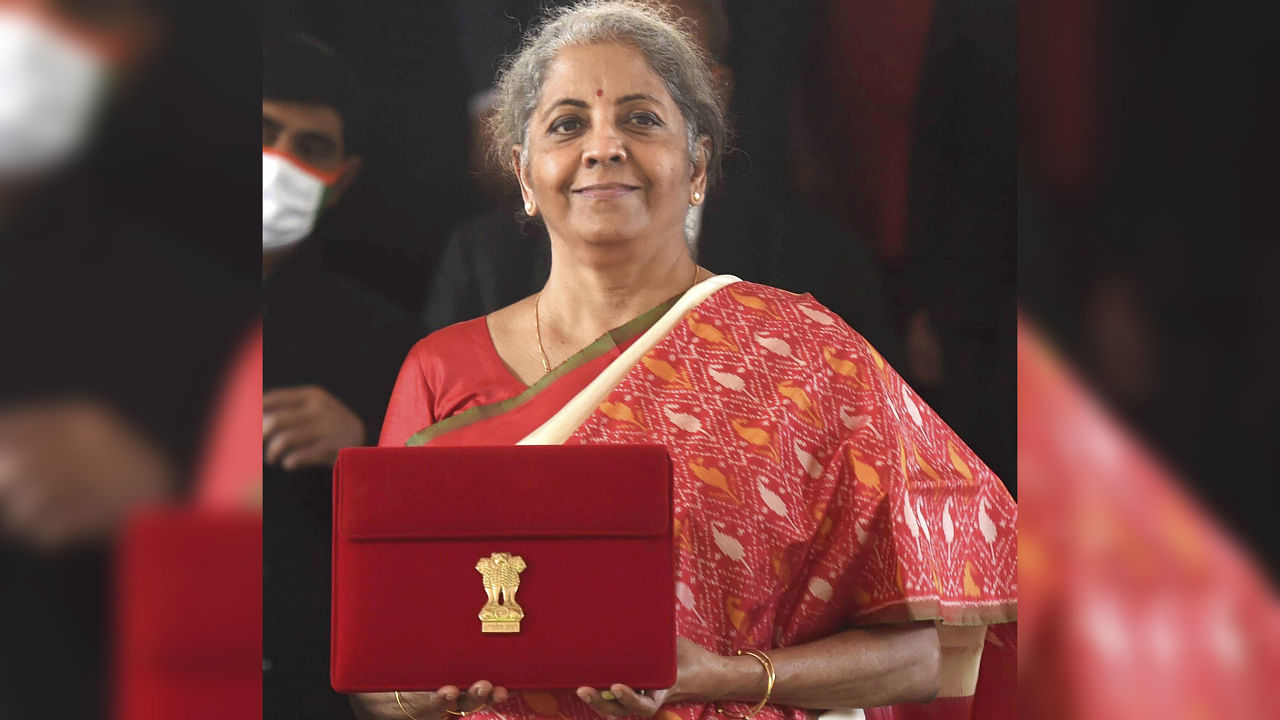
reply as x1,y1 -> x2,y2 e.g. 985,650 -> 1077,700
578,691 -> 591,702
445,693 -> 459,701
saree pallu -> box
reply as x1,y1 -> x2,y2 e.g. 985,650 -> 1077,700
379,277 -> 1017,720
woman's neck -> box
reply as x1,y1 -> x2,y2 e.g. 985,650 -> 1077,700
539,238 -> 699,342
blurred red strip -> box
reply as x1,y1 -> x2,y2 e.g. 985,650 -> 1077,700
1018,317 -> 1280,720
115,509 -> 262,720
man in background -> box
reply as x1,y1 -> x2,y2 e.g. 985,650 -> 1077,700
262,34 -> 421,719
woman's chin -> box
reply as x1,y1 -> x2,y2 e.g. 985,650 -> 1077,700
563,218 -> 650,248
578,232 -> 641,249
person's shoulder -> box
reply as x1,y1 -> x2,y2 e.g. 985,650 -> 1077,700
714,279 -> 873,342
407,316 -> 491,363
711,280 -> 895,381
720,279 -> 830,313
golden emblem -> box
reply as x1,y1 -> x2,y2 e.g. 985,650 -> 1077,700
476,552 -> 527,633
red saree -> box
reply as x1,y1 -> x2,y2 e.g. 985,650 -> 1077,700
379,280 -> 1017,720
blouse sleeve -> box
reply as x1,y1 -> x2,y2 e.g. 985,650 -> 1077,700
377,341 -> 437,447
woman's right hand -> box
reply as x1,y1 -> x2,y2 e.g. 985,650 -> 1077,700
350,681 -> 511,720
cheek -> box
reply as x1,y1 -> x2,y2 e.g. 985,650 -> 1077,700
652,158 -> 691,199
528,152 -> 575,199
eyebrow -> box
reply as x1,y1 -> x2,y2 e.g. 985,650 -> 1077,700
616,93 -> 659,105
542,93 -> 662,119
544,98 -> 589,118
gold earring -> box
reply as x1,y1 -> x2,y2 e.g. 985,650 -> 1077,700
524,201 -> 535,215
692,191 -> 702,204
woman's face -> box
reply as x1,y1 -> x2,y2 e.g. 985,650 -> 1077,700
515,43 -> 707,255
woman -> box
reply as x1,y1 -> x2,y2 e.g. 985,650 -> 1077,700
354,2 -> 1016,719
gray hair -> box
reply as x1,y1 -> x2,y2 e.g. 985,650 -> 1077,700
487,0 -> 727,190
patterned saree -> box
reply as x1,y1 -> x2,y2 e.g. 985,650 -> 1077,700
378,277 -> 1017,720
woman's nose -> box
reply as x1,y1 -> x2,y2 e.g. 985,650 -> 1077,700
581,125 -> 627,167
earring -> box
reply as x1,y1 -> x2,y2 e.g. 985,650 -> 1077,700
524,201 -> 535,215
692,191 -> 702,204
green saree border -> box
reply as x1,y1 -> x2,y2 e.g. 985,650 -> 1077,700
405,295 -> 680,446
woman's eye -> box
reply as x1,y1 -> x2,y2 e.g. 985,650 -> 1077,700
551,118 -> 582,134
630,113 -> 660,127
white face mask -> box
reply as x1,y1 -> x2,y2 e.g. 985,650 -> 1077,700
0,9 -> 108,178
262,151 -> 331,250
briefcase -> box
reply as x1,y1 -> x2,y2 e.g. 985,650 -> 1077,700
330,444 -> 676,692
116,509 -> 263,720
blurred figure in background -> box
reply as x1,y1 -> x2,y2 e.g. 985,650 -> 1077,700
262,34 -> 420,719
901,0 -> 1016,487
425,0 -> 902,364
0,0 -> 255,717
796,0 -> 1016,488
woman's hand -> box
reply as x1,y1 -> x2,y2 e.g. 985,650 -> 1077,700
350,681 -> 511,720
576,637 -> 729,717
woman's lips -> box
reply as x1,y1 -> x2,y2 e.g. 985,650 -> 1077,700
573,183 -> 638,199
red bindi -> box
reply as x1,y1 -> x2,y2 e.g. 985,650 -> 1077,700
596,89 -> 603,97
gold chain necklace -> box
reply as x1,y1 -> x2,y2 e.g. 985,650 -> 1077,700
535,263 -> 702,374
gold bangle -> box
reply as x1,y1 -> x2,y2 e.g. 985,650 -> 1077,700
395,691 -> 421,720
714,649 -> 776,719
394,691 -> 489,719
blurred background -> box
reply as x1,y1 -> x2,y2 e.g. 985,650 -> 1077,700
1019,0 -> 1280,717
0,0 -> 260,717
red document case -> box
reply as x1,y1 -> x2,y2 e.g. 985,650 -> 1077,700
116,509 -> 263,720
330,444 -> 676,692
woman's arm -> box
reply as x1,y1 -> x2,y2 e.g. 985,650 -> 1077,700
725,622 -> 941,708
579,622 -> 941,717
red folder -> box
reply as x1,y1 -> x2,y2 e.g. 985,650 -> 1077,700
116,509 -> 263,720
331,445 -> 676,692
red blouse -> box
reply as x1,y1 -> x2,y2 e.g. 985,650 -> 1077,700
378,318 -> 526,447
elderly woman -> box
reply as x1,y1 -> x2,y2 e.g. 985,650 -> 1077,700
355,3 -> 1016,720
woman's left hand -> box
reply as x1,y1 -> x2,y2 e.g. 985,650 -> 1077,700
576,637 -> 728,717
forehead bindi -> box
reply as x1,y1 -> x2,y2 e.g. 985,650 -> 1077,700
540,44 -> 670,107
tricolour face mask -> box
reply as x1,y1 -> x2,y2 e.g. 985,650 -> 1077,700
263,150 -> 340,250
0,8 -> 109,178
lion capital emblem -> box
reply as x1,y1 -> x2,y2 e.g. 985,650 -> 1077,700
475,552 -> 527,633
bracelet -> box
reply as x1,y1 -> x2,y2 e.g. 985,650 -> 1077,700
394,691 -> 489,719
394,691 -> 421,720
714,649 -> 776,719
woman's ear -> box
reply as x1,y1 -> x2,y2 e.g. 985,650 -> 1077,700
690,136 -> 711,198
513,145 -> 538,216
